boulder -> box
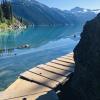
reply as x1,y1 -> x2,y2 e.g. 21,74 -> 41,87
72,13 -> 100,100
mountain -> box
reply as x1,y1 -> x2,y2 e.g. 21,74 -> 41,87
12,0 -> 78,26
11,0 -> 99,26
68,7 -> 99,24
70,7 -> 100,14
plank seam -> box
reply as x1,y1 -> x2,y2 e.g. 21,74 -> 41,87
57,59 -> 75,64
37,67 -> 70,77
20,75 -> 54,89
51,61 -> 74,68
46,64 -> 73,72
62,57 -> 74,60
28,70 -> 61,84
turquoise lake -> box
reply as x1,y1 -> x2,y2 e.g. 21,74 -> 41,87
0,25 -> 83,90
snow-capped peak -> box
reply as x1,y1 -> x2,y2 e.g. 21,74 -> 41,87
92,9 -> 100,14
70,7 -> 100,14
70,7 -> 88,13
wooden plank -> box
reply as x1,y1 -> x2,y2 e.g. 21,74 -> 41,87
62,56 -> 74,60
37,65 -> 71,77
5,92 -> 53,100
29,68 -> 67,83
20,71 -> 60,89
0,79 -> 51,100
52,60 -> 74,67
68,52 -> 73,55
65,55 -> 73,59
17,90 -> 58,100
57,57 -> 74,63
65,54 -> 73,57
4,92 -> 47,100
1,91 -> 58,100
61,57 -> 74,61
69,52 -> 73,54
46,62 -> 74,72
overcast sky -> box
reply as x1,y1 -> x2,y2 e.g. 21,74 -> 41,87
37,0 -> 100,10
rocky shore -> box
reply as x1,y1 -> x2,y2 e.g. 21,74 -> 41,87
0,18 -> 26,33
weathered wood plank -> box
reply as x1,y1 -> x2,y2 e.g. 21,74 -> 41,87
29,68 -> 67,83
57,57 -> 74,63
52,60 -> 74,67
0,79 -> 51,100
62,56 -> 74,60
46,62 -> 74,72
65,53 -> 73,57
4,92 -> 47,100
4,92 -> 55,100
37,65 -> 71,77
20,71 -> 59,89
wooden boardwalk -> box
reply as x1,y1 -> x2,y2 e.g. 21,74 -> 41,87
0,53 -> 74,100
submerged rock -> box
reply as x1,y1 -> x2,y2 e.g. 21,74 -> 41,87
17,44 -> 31,49
72,13 -> 100,100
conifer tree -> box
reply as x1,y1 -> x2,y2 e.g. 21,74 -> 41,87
0,5 -> 3,22
1,0 -> 13,20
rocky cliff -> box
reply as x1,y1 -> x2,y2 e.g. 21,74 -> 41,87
72,13 -> 100,100
59,13 -> 100,100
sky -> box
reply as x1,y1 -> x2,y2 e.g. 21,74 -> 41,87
37,0 -> 100,10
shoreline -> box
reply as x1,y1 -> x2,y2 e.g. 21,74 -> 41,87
0,25 -> 26,33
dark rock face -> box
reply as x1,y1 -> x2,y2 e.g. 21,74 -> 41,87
73,13 -> 100,100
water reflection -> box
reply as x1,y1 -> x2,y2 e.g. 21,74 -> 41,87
0,29 -> 25,56
0,26 -> 82,57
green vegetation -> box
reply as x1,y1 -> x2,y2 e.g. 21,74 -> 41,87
0,0 -> 12,22
0,0 -> 12,31
0,23 -> 8,29
0,0 -> 25,32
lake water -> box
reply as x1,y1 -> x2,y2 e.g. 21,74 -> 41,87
0,25 -> 82,90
